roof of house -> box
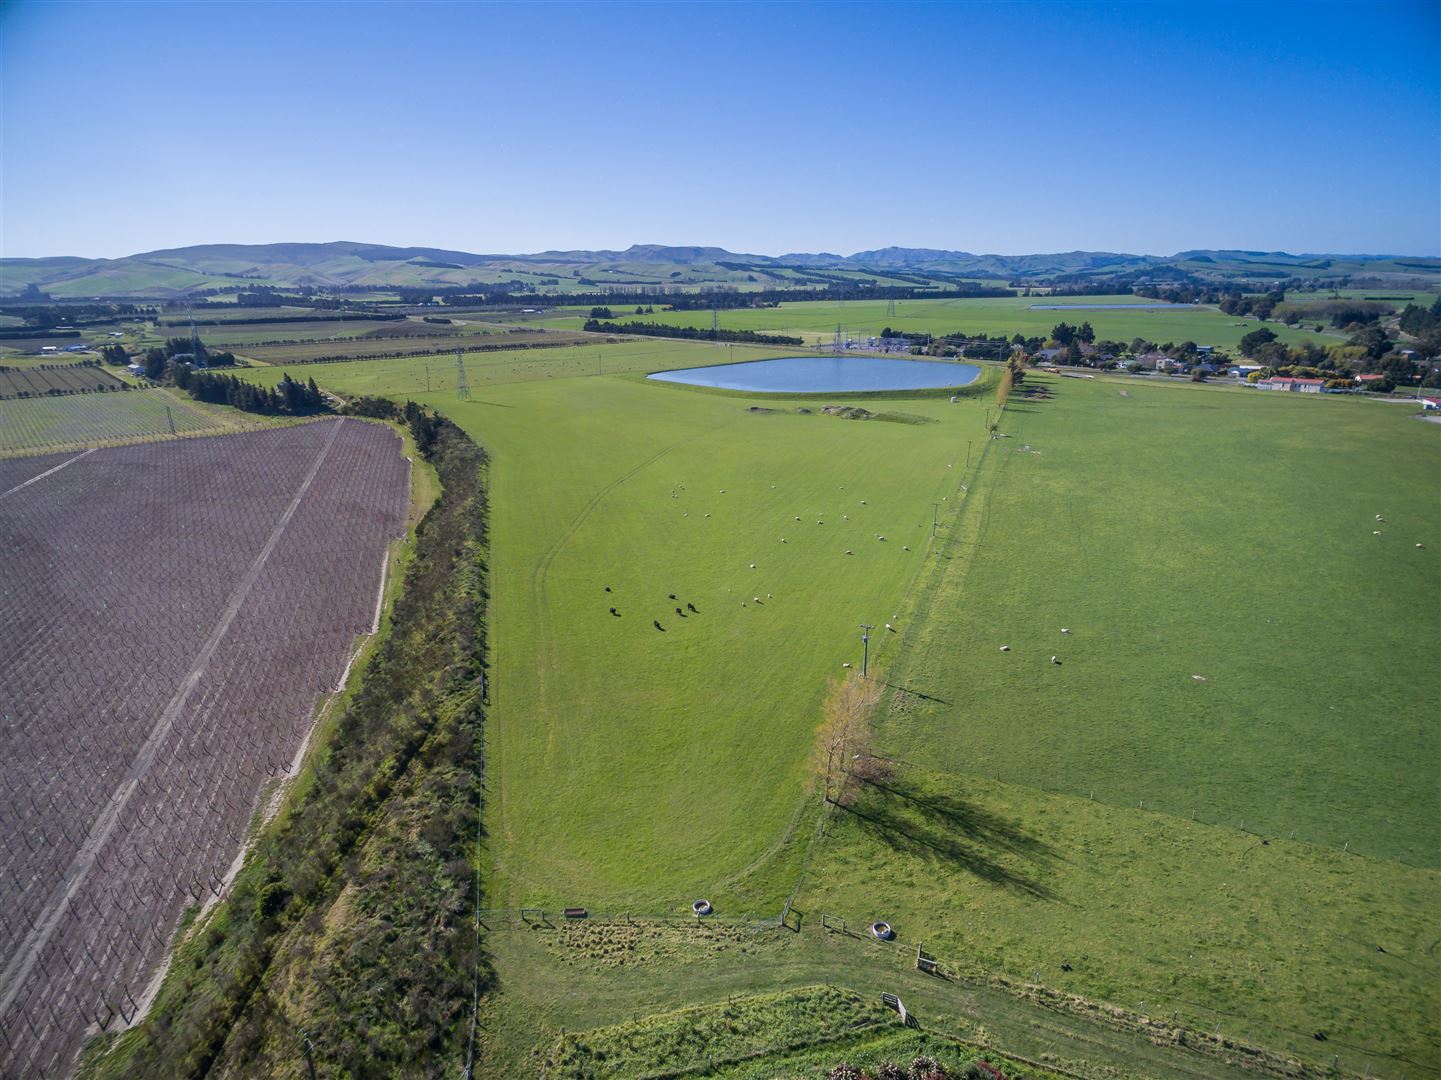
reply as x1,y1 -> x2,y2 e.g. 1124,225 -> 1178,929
1266,377 -> 1325,386
1356,373 -> 1385,381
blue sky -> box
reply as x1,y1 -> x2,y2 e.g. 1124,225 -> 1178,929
2,0 -> 1437,258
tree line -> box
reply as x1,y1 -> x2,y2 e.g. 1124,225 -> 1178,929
171,365 -> 327,415
582,319 -> 802,346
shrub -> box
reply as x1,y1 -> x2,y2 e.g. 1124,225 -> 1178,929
910,1056 -> 947,1080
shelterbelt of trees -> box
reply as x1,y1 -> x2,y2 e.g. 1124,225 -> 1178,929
581,318 -> 803,346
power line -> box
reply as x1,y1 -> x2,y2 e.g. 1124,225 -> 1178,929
455,349 -> 470,400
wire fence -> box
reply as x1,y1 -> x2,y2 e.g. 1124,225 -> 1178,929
472,892 -> 1438,1080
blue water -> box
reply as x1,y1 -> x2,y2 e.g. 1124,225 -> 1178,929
1028,303 -> 1197,311
646,356 -> 981,393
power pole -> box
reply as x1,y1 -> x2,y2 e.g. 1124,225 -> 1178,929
931,502 -> 939,539
455,349 -> 470,400
859,623 -> 874,678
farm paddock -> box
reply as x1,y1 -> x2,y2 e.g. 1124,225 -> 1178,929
0,419 -> 409,1076
0,391 -> 225,456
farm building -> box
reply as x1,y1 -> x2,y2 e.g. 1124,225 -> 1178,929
1259,377 -> 1324,394
1422,396 -> 1441,411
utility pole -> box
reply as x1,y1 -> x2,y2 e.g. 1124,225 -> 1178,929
931,502 -> 939,539
859,623 -> 874,678
455,349 -> 470,400
966,440 -> 972,468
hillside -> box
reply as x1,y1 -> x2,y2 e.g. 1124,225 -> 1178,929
1,241 -> 1437,299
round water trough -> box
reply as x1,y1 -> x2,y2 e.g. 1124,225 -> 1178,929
693,899 -> 713,917
870,920 -> 894,940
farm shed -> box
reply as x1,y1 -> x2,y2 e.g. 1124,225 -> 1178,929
1261,377 -> 1324,394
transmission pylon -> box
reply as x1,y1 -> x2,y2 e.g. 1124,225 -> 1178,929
885,298 -> 897,318
455,349 -> 470,400
833,325 -> 843,354
711,308 -> 720,343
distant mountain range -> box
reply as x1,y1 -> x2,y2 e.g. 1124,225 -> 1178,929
2,242 -> 1436,299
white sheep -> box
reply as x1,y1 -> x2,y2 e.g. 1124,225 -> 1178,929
780,538 -> 787,543
1050,655 -> 1060,664
1000,645 -> 1010,652
885,623 -> 896,632
1060,628 -> 1070,634
902,545 -> 910,551
749,563 -> 756,569
767,592 -> 773,598
1376,514 -> 1385,521
1374,530 -> 1382,536
845,549 -> 854,555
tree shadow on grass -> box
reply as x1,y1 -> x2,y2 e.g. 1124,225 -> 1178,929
883,682 -> 951,705
839,774 -> 1060,900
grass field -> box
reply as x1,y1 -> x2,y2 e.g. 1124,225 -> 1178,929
536,296 -> 1342,350
878,376 -> 1441,865
479,918 -> 1297,1080
258,344 -> 1439,1076
233,339 -> 789,397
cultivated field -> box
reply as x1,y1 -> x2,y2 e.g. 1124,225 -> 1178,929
0,364 -> 126,399
539,295 -> 1342,349
0,390 -> 224,455
0,420 -> 409,1076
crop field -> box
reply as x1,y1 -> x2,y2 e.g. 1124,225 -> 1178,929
214,347 -> 1439,1076
0,390 -> 233,455
234,328 -> 584,365
0,420 -> 409,1077
539,295 -> 1339,350
0,364 -> 126,399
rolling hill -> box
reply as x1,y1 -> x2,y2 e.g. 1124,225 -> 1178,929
1,241 -> 1436,299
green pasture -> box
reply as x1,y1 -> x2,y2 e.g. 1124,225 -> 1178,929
281,344 -> 1439,1076
538,296 -> 1339,350
465,377 -> 984,910
798,768 -> 1440,1074
878,375 -> 1441,865
234,339 -> 789,398
480,917 -> 1286,1080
